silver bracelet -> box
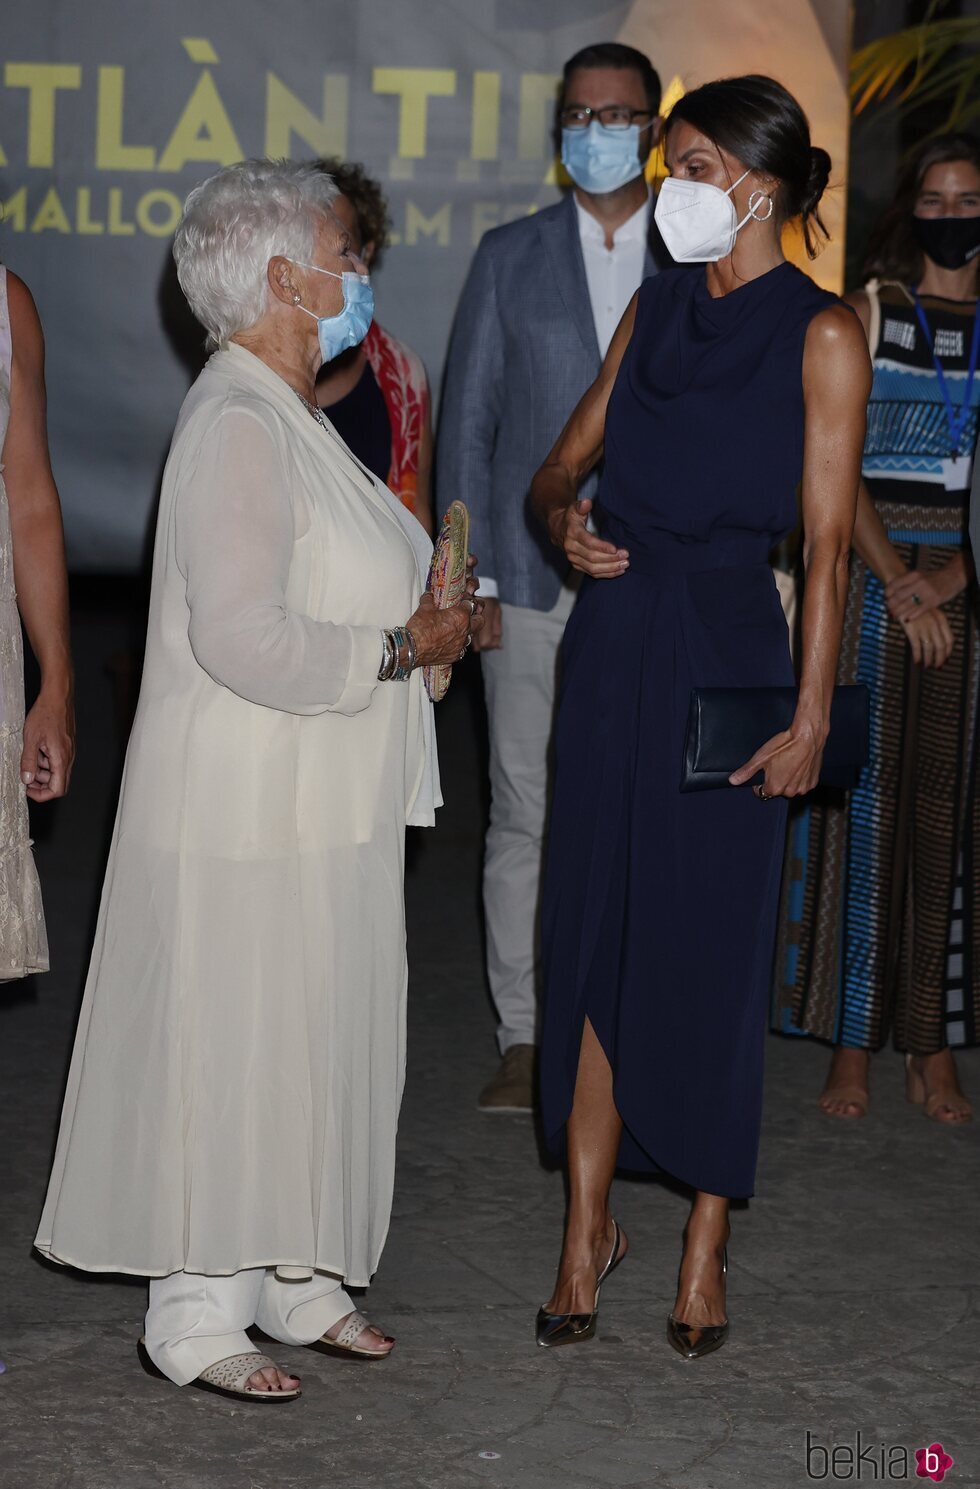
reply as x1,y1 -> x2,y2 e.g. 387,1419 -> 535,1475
378,626 -> 417,682
390,625 -> 412,682
378,628 -> 396,682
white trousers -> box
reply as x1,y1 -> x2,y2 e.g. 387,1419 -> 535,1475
144,1268 -> 354,1386
480,584 -> 577,1055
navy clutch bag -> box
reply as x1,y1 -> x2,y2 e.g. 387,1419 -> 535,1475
681,685 -> 870,793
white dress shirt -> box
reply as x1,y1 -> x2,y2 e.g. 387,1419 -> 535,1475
477,192 -> 650,600
575,190 -> 651,359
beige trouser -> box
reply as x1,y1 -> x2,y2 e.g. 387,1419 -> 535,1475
480,583 -> 577,1055
145,1268 -> 353,1385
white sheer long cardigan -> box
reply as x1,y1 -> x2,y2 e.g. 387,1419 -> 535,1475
35,342 -> 440,1284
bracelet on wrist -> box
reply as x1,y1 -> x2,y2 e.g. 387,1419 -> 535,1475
390,625 -> 413,681
377,626 -> 417,682
378,629 -> 397,681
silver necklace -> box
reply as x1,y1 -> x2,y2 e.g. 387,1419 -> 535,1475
294,389 -> 326,427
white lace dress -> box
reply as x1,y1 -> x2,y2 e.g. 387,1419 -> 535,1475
0,267 -> 48,980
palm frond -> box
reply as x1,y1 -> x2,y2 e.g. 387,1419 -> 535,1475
851,16 -> 980,130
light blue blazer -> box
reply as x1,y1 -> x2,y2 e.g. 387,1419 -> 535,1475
436,192 -> 665,611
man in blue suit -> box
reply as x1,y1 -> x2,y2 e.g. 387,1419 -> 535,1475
438,42 -> 666,1110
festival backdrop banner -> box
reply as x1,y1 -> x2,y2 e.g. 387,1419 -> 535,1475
0,0 -> 850,570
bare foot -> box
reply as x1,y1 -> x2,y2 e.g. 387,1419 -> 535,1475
323,1311 -> 396,1356
906,1050 -> 973,1124
819,1046 -> 870,1118
545,1215 -> 627,1317
245,1363 -> 301,1393
671,1227 -> 729,1328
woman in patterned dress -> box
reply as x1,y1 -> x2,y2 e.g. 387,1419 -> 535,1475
773,135 -> 980,1122
314,159 -> 434,536
0,265 -> 74,979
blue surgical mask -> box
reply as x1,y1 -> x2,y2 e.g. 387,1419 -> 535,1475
292,260 -> 374,362
561,122 -> 645,195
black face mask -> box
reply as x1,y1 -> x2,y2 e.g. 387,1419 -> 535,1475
911,214 -> 980,272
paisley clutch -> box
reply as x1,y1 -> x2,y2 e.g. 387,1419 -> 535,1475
423,500 -> 470,703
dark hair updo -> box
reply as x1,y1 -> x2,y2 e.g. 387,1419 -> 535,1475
663,74 -> 831,258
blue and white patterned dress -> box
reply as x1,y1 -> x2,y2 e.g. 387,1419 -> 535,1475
774,281 -> 980,1054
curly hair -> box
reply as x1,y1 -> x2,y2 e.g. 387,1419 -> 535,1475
315,158 -> 392,268
173,158 -> 339,348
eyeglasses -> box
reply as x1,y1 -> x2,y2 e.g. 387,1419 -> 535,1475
560,105 -> 655,131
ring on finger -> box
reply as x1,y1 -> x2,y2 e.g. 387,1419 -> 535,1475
758,786 -> 772,802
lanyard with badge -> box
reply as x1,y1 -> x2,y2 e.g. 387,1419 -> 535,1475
911,291 -> 980,491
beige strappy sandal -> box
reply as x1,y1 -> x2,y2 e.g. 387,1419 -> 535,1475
138,1337 -> 302,1402
311,1309 -> 395,1359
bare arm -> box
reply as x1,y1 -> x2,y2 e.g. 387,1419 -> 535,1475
2,272 -> 74,800
844,289 -> 955,666
843,291 -> 918,584
531,292 -> 639,579
732,304 -> 872,796
795,305 -> 872,747
851,481 -> 903,581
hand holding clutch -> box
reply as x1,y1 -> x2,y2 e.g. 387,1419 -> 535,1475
681,686 -> 869,796
422,501 -> 473,702
729,720 -> 825,800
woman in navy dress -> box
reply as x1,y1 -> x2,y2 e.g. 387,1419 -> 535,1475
531,76 -> 871,1357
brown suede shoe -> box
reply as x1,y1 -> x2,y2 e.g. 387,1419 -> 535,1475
477,1044 -> 536,1113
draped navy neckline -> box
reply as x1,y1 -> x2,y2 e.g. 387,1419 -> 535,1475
626,260 -> 811,402
692,259 -> 795,327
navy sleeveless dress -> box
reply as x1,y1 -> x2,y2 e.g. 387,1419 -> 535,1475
539,261 -> 839,1199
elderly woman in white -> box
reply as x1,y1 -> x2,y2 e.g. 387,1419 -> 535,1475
34,160 -> 479,1402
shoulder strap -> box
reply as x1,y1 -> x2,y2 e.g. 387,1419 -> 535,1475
863,278 -> 882,357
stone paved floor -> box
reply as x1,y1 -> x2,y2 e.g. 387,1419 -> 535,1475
1,597 -> 977,1488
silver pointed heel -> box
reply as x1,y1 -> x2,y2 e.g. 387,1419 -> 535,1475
536,1219 -> 626,1348
667,1246 -> 729,1360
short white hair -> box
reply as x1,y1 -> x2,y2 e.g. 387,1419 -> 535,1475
173,159 -> 340,347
